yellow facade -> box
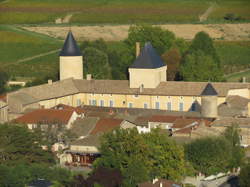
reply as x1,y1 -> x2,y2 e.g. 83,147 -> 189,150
38,92 -> 226,112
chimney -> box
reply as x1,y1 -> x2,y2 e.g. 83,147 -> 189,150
242,77 -> 246,83
48,80 -> 52,85
136,42 -> 140,57
87,74 -> 92,80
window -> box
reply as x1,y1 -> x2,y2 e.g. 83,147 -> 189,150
179,102 -> 184,111
109,100 -> 114,107
191,103 -> 196,111
76,99 -> 81,106
144,103 -> 148,109
167,102 -> 171,111
92,100 -> 97,106
155,102 -> 160,109
128,103 -> 133,108
100,100 -> 104,107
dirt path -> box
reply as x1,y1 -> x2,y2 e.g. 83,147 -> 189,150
23,23 -> 250,41
199,2 -> 217,22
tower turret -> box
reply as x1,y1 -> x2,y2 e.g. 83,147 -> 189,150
129,42 -> 167,88
201,83 -> 218,118
59,31 -> 83,80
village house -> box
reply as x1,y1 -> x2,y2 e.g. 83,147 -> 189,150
14,108 -> 82,130
1,31 -> 250,124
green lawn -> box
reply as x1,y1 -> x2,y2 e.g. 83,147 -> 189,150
1,0 -> 249,24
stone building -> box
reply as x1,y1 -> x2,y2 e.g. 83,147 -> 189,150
1,31 -> 250,122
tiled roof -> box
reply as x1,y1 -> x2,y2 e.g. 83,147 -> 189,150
90,118 -> 123,135
172,118 -> 199,128
130,42 -> 165,69
74,79 -> 249,97
71,134 -> 100,147
52,104 -> 85,114
60,31 -> 82,56
138,179 -> 181,187
148,115 -> 180,123
201,83 -> 218,96
0,94 -> 6,102
14,109 -> 74,124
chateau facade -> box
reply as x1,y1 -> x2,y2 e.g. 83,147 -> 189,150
1,31 -> 250,122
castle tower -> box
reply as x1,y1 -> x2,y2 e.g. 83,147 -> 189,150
129,42 -> 167,88
59,31 -> 83,80
201,83 -> 218,118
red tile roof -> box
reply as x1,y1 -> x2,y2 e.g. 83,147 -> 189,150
14,109 -> 74,124
52,104 -> 85,114
148,115 -> 180,123
90,118 -> 123,135
0,94 -> 7,102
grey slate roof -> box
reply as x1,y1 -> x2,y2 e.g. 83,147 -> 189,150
60,31 -> 82,56
130,42 -> 165,69
201,83 -> 218,96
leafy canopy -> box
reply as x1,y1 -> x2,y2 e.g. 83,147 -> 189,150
0,123 -> 54,166
94,128 -> 185,187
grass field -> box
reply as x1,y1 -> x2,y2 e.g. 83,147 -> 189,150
0,25 -> 62,79
0,0 -> 249,24
215,41 -> 250,75
0,25 -> 61,63
225,70 -> 250,82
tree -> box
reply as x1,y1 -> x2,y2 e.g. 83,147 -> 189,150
0,69 -> 9,94
185,137 -> 232,175
94,128 -> 185,186
83,47 -> 112,79
143,129 -> 185,181
239,163 -> 250,187
125,24 -> 176,56
180,50 -> 224,82
162,48 -> 181,81
223,124 -> 245,169
0,123 -> 55,166
189,31 -> 220,66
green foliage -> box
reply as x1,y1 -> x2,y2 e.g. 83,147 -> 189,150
223,124 -> 245,168
0,163 -> 73,187
189,31 -> 220,65
239,163 -> 250,187
94,128 -> 185,186
0,123 -> 55,166
83,47 -> 111,79
0,69 -> 9,94
180,50 -> 224,82
125,24 -> 176,56
185,136 -> 231,175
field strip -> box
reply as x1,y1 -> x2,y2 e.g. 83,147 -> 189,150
16,49 -> 60,63
2,49 -> 60,68
23,23 -> 250,41
224,68 -> 250,77
199,2 -> 217,22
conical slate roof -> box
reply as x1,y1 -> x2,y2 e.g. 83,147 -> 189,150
130,42 -> 165,69
60,31 -> 82,56
201,83 -> 218,96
